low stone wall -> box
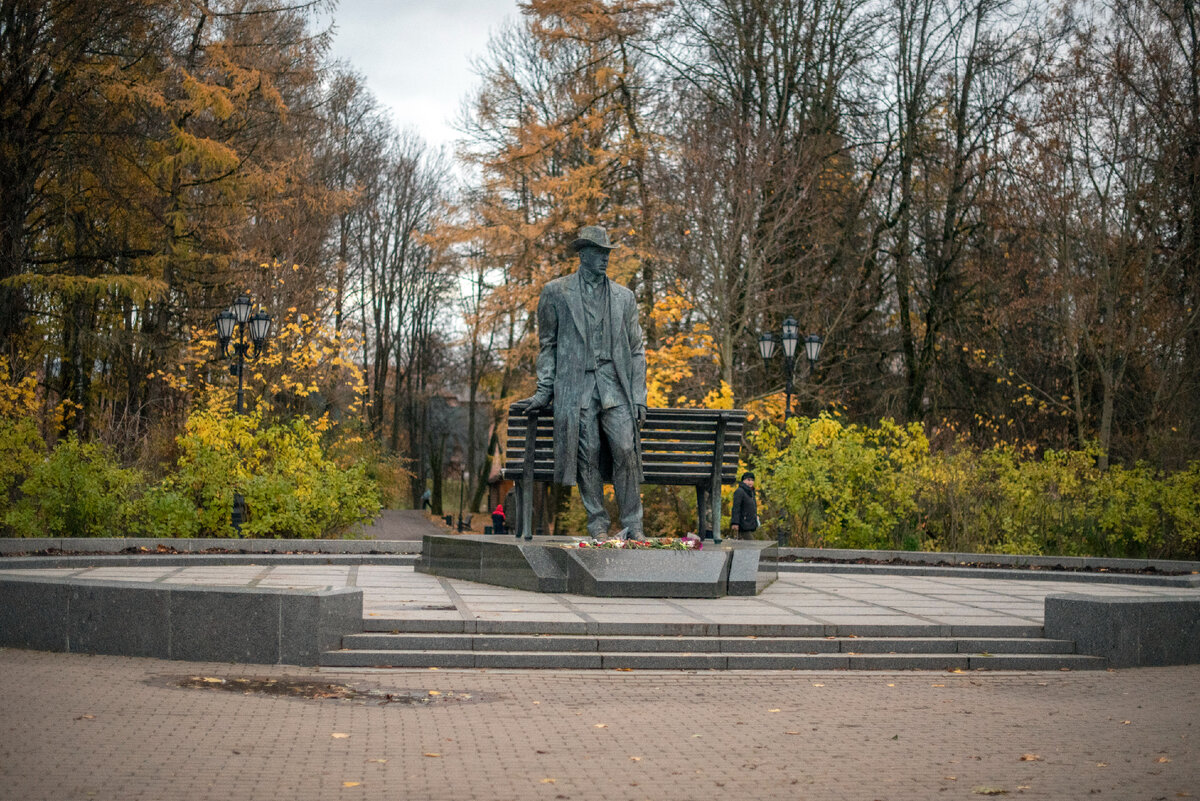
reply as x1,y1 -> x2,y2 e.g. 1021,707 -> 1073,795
1044,594 -> 1200,667
0,575 -> 362,666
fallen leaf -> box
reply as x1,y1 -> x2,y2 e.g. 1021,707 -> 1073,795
428,691 -> 440,696
540,778 -> 556,784
1122,720 -> 1131,725
1156,756 -> 1171,763
332,733 -> 350,739
1096,762 -> 1109,768
594,723 -> 607,728
1017,785 -> 1031,790
973,787 -> 1008,795
944,776 -> 957,781
932,684 -> 946,688
629,756 -> 641,762
812,683 -> 824,687
785,731 -> 802,735
886,683 -> 895,687
428,667 -> 438,671
366,759 -> 387,764
691,734 -> 703,738
535,750 -> 549,755
342,782 -> 360,788
1019,754 -> 1042,762
423,753 -> 441,758
768,708 -> 781,713
75,714 -> 96,721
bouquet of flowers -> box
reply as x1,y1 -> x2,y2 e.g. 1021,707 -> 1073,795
566,536 -> 702,550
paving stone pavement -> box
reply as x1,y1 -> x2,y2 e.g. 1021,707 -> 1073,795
4,563 -> 1198,628
0,648 -> 1196,801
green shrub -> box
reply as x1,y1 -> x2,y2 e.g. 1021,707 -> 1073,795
125,486 -> 201,538
749,416 -> 1200,560
751,415 -> 925,549
167,408 -> 381,538
0,417 -> 45,515
4,436 -> 142,538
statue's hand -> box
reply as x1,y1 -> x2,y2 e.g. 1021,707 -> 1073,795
515,392 -> 551,414
636,404 -> 647,428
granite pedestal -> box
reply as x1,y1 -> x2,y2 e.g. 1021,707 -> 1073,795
415,534 -> 776,597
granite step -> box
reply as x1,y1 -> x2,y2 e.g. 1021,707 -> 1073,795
319,647 -> 1107,671
322,628 -> 1104,671
359,618 -> 1047,638
338,632 -> 1079,656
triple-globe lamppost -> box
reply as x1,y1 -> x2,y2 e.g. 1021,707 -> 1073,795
758,316 -> 822,420
214,293 -> 273,530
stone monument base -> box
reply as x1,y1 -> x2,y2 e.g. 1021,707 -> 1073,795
415,535 -> 777,598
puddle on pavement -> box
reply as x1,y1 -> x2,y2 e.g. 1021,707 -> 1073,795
161,675 -> 479,706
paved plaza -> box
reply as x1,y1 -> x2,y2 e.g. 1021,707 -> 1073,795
3,562 -> 1197,630
0,648 -> 1196,801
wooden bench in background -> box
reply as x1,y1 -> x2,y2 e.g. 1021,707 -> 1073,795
502,405 -> 749,542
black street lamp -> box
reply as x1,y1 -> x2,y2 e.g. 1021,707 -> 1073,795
215,293 -> 272,531
457,468 -> 468,532
759,318 -> 822,420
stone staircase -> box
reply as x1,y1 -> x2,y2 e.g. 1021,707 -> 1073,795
320,620 -> 1107,671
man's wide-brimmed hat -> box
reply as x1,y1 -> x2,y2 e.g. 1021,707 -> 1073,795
571,225 -> 618,252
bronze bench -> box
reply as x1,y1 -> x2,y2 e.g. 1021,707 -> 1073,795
502,405 -> 749,542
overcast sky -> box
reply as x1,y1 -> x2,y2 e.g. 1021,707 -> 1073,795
325,0 -> 522,153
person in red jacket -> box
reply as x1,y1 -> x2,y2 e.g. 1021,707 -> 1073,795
491,503 -> 506,537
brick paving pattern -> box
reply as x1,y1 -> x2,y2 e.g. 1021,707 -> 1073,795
0,648 -> 1196,801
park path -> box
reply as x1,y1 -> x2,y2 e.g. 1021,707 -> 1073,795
350,509 -> 445,541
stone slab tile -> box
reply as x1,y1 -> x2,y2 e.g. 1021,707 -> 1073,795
362,619 -> 467,633
828,623 -> 952,637
600,652 -> 728,670
595,636 -> 722,653
474,651 -> 602,669
719,637 -> 841,654
724,654 -> 851,670
967,654 -> 1108,670
954,638 -> 1074,654
342,633 -> 475,650
472,634 -> 598,652
846,654 -> 969,670
473,619 -> 588,635
716,623 -> 825,637
588,621 -> 717,636
835,638 -> 958,654
319,649 -> 475,668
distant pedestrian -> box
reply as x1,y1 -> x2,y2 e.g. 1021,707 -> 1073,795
492,503 -> 506,537
729,472 -> 758,540
420,487 -> 432,511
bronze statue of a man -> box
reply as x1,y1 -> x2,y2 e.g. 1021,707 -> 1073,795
518,225 -> 647,540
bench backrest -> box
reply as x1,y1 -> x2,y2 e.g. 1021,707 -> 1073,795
502,406 -> 748,487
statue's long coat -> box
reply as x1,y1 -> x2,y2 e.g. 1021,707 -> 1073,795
533,271 -> 647,486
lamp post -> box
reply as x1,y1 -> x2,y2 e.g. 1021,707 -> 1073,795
215,293 -> 272,531
457,469 -> 468,532
758,317 -> 822,420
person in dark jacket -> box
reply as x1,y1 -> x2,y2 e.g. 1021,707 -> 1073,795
729,472 -> 758,539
